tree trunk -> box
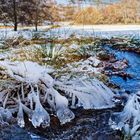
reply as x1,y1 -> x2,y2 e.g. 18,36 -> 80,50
35,21 -> 38,31
14,21 -> 18,31
13,0 -> 18,31
35,4 -> 38,32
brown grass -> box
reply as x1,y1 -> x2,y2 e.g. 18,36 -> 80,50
73,0 -> 140,24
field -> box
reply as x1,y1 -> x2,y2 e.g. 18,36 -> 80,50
0,24 -> 140,139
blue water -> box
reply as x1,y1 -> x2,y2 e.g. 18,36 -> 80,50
105,46 -> 140,93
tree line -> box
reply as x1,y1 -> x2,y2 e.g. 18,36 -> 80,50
68,0 -> 140,24
0,0 -> 57,31
0,0 -> 140,31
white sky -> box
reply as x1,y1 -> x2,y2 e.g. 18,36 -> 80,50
56,0 -> 67,4
56,0 -> 120,5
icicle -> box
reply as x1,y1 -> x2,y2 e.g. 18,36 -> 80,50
57,107 -> 75,124
17,102 -> 25,128
31,102 -> 50,128
21,83 -> 25,100
31,86 -> 50,128
71,93 -> 76,108
21,103 -> 33,121
28,91 -> 34,110
45,87 -> 75,124
0,60 -> 115,128
3,92 -> 9,108
17,95 -> 25,128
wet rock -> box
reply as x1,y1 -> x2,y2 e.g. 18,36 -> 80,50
103,59 -> 128,71
107,82 -> 120,89
104,71 -> 132,80
112,59 -> 128,70
101,37 -> 140,55
97,51 -> 111,61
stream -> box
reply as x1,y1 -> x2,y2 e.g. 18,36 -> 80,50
105,45 -> 140,93
1,45 -> 140,140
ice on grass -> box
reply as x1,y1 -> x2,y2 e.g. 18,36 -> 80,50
55,77 -> 114,109
111,92 -> 140,139
0,60 -> 115,127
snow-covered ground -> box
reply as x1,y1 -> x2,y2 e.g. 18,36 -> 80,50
48,25 -> 140,39
0,25 -> 140,40
65,25 -> 140,31
1,24 -> 140,138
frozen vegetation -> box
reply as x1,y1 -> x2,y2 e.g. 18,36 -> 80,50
110,92 -> 140,140
0,25 -> 140,139
0,60 -> 114,128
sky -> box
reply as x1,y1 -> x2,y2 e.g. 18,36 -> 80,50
56,0 -> 67,4
56,0 -> 120,5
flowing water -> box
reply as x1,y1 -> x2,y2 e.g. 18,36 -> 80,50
105,45 -> 140,93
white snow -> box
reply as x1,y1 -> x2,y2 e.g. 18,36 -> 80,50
0,25 -> 140,40
69,44 -> 79,49
0,61 -> 54,84
62,56 -> 102,74
45,25 -> 140,39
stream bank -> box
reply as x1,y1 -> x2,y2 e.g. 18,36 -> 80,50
1,39 -> 140,140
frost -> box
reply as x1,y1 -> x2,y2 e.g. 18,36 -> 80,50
62,56 -> 102,75
0,25 -> 140,41
84,56 -> 101,67
0,60 -> 115,128
44,25 -> 140,39
69,44 -> 79,49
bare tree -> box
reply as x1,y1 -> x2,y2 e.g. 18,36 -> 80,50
0,0 -> 28,31
13,0 -> 18,31
0,0 -> 51,31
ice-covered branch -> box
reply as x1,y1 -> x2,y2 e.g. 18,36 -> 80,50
55,77 -> 114,109
0,60 -> 115,128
